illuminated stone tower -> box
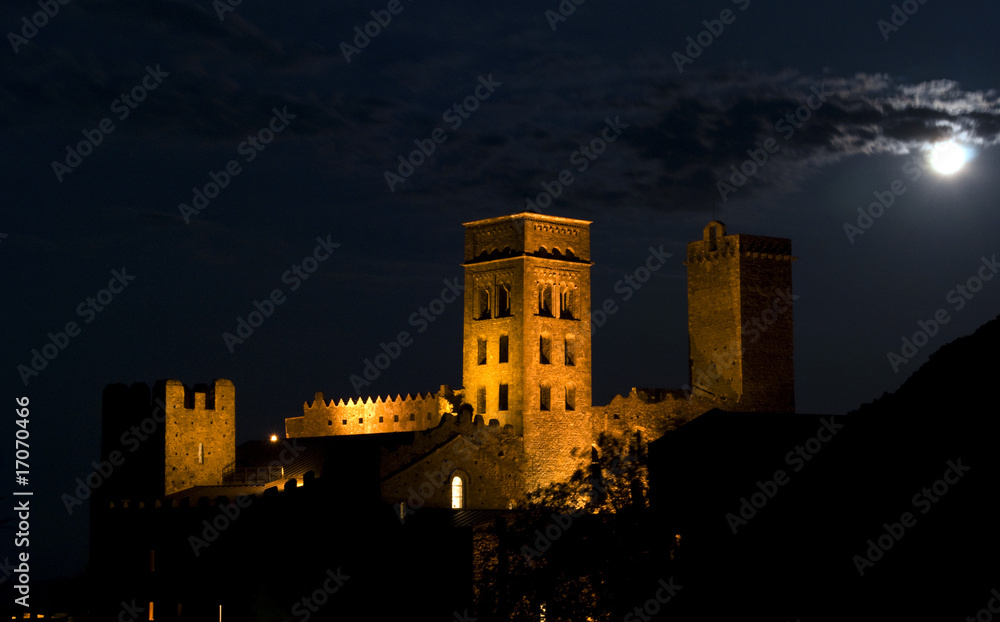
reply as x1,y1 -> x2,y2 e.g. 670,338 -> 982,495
462,213 -> 593,490
686,221 -> 795,412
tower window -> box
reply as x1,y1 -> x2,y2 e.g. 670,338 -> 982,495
477,387 -> 486,414
499,335 -> 509,363
394,415 -> 399,422
538,284 -> 553,317
540,335 -> 551,364
451,475 -> 464,509
478,286 -> 491,320
540,385 -> 551,411
498,283 -> 512,317
560,287 -> 575,319
565,336 -> 576,366
409,413 -> 415,421
499,383 -> 509,411
477,337 -> 487,365
198,443 -> 203,464
565,386 -> 576,411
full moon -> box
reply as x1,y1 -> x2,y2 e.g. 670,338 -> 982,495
928,140 -> 970,175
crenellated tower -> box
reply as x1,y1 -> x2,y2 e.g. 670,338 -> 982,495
462,212 -> 593,490
100,379 -> 236,499
686,221 -> 795,413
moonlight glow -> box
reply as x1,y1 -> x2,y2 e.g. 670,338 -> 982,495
928,141 -> 970,175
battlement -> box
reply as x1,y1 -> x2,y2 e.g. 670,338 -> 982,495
162,378 -> 234,411
686,221 -> 794,264
285,385 -> 458,438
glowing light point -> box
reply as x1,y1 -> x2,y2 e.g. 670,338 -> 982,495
929,140 -> 969,175
269,434 -> 278,442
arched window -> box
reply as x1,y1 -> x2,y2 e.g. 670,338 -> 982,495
478,286 -> 492,320
451,474 -> 465,509
498,283 -> 512,317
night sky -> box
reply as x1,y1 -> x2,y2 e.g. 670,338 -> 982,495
3,0 -> 999,580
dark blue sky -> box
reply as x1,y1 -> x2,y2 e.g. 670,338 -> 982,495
3,0 -> 1000,579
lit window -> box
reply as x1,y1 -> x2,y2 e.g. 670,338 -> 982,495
149,601 -> 154,621
451,475 -> 464,509
198,443 -> 203,464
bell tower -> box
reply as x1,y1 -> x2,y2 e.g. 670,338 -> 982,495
462,212 -> 593,490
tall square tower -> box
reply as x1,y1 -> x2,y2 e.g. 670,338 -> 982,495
462,213 -> 593,489
686,221 -> 795,413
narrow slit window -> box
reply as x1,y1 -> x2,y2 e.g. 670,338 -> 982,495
198,443 -> 203,464
499,383 -> 509,411
478,337 -> 487,365
565,386 -> 576,411
564,336 -> 575,366
540,385 -> 551,411
477,387 -> 486,414
499,335 -> 509,363
540,335 -> 551,365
